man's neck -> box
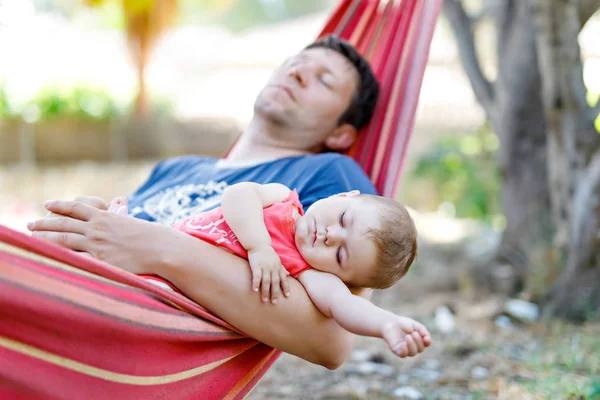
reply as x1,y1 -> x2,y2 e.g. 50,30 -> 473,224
225,117 -> 316,163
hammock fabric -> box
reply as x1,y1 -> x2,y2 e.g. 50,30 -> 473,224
0,0 -> 441,398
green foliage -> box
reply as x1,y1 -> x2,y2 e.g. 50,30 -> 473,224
521,323 -> 600,399
0,84 -> 139,122
591,379 -> 600,400
0,83 -> 174,123
32,86 -> 122,121
407,125 -> 502,225
588,91 -> 600,132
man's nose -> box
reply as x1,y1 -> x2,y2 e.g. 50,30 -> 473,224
287,66 -> 307,88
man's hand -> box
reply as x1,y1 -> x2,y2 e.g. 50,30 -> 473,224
247,245 -> 291,304
27,199 -> 165,274
381,316 -> 432,358
45,196 -> 109,218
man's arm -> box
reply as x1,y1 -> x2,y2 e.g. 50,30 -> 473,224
27,201 -> 367,368
298,270 -> 431,357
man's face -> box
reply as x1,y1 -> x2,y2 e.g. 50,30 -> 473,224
254,47 -> 359,150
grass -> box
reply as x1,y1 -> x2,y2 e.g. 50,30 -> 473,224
519,322 -> 600,399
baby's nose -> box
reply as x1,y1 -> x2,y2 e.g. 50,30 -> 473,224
316,230 -> 327,241
325,225 -> 344,245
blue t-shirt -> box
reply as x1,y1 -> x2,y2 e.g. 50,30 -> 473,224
128,153 -> 378,226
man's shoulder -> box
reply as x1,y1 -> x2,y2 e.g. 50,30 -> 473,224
287,153 -> 362,170
150,155 -> 218,176
291,153 -> 378,199
157,154 -> 218,169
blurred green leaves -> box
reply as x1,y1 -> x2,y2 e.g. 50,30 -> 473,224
407,125 -> 502,225
588,90 -> 600,132
0,83 -> 125,122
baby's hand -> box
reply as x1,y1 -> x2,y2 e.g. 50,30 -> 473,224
247,245 -> 290,304
107,197 -> 129,216
382,316 -> 432,358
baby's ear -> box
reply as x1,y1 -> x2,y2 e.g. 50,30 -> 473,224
333,190 -> 360,198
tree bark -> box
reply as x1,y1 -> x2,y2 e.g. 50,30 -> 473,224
444,0 -> 553,288
445,0 -> 600,319
531,0 -> 600,320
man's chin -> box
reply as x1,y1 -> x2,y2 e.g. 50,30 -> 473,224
255,102 -> 291,124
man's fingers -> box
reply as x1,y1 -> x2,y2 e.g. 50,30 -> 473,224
31,231 -> 88,252
43,200 -> 99,221
28,216 -> 88,235
279,270 -> 290,297
261,274 -> 271,303
251,268 -> 262,292
270,273 -> 281,304
74,196 -> 109,210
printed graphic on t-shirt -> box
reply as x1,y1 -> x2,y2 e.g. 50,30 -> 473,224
180,208 -> 240,246
130,180 -> 229,226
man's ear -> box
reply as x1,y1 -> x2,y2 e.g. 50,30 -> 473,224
324,123 -> 358,151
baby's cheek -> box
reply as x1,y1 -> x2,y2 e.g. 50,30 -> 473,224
297,245 -> 311,262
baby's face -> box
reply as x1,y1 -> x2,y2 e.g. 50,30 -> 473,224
294,192 -> 380,286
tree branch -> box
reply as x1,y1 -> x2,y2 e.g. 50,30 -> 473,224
472,0 -> 504,23
470,0 -> 495,23
443,0 -> 495,116
579,0 -> 600,29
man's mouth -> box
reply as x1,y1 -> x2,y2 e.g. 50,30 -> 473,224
277,85 -> 296,101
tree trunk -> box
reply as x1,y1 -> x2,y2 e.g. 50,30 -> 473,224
531,0 -> 600,320
444,0 -> 600,320
444,0 -> 554,293
489,1 -> 553,285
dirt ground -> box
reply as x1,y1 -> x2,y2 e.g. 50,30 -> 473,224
248,277 -> 599,400
246,226 -> 599,400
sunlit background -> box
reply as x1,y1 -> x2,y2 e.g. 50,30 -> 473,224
2,0 -> 597,236
1,1 -> 599,398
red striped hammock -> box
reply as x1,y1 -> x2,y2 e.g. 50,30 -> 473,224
0,0 -> 442,398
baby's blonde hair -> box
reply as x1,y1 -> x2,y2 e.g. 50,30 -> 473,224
357,195 -> 417,289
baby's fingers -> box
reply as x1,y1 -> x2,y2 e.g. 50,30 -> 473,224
261,273 -> 271,303
404,334 -> 418,357
251,267 -> 262,293
270,272 -> 282,304
391,342 -> 408,358
411,331 -> 425,353
416,324 -> 432,347
279,269 -> 290,297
